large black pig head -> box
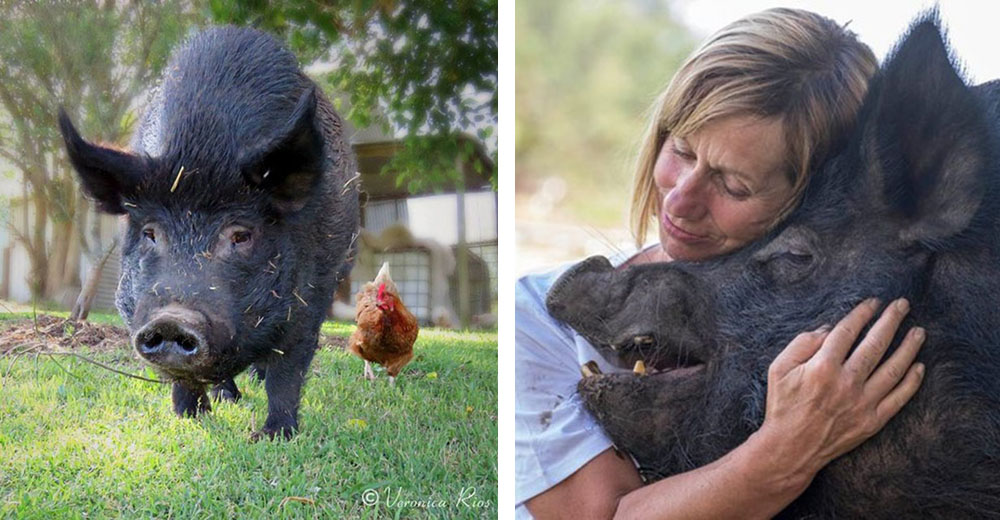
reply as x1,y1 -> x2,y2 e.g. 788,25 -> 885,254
57,86 -> 327,383
547,15 -> 1000,516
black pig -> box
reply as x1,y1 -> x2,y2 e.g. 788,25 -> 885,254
59,27 -> 358,440
547,15 -> 1000,518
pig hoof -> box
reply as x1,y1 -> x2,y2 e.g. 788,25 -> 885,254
173,396 -> 211,418
249,426 -> 296,442
210,385 -> 242,403
174,403 -> 210,418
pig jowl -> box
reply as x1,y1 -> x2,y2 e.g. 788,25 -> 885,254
548,14 -> 1000,519
59,27 -> 359,440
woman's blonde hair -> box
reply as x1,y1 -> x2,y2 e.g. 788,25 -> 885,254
629,8 -> 877,248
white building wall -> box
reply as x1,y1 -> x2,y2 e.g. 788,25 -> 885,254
9,241 -> 31,303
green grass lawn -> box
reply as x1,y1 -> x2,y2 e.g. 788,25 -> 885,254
0,312 -> 497,519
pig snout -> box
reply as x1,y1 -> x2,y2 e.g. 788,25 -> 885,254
133,305 -> 208,367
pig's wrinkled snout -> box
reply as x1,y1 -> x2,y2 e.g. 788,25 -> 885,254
134,306 -> 207,367
137,322 -> 201,354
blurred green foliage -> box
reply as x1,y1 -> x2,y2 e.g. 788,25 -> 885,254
0,1 -> 191,298
206,0 -> 498,193
0,2 -> 190,159
516,0 -> 696,227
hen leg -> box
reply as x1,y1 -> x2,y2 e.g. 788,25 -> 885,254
364,360 -> 376,381
386,351 -> 414,387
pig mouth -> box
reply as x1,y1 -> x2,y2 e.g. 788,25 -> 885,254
581,354 -> 707,380
577,333 -> 710,431
576,349 -> 710,478
595,332 -> 709,377
619,345 -> 705,376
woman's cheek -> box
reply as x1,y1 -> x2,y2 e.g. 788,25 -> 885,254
718,204 -> 767,243
653,152 -> 679,193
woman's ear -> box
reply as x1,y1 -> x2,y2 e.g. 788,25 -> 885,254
58,108 -> 146,214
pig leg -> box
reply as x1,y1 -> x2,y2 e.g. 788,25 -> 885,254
209,378 -> 242,403
172,382 -> 210,417
249,363 -> 267,383
251,344 -> 316,440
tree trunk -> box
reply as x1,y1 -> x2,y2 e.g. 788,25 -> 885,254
28,191 -> 48,299
62,214 -> 82,289
69,240 -> 117,322
455,157 -> 470,330
46,218 -> 71,299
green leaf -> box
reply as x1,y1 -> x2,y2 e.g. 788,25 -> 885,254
207,0 -> 498,188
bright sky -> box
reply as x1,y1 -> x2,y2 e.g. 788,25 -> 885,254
675,0 -> 1000,84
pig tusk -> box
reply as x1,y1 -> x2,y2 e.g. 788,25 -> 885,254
633,360 -> 646,375
580,360 -> 602,378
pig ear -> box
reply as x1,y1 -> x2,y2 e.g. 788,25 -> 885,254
860,16 -> 994,246
58,108 -> 144,214
239,86 -> 325,213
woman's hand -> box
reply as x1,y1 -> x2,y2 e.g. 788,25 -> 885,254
755,297 -> 926,487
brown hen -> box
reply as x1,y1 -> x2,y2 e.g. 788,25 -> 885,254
348,262 -> 419,384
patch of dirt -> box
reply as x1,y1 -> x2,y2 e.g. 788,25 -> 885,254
0,315 -> 352,356
0,315 -> 130,355
321,334 -> 349,351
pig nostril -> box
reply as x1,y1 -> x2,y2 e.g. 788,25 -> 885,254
140,332 -> 165,353
177,336 -> 197,353
137,323 -> 202,357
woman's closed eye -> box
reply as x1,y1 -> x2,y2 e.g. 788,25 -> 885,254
670,143 -> 696,161
715,172 -> 752,199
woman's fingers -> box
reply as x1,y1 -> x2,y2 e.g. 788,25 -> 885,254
816,298 -> 879,363
843,298 -> 912,380
864,325 -> 926,400
769,327 -> 829,378
875,362 -> 926,426
760,297 -> 927,470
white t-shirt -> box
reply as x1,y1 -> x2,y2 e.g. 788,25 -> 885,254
514,252 -> 637,518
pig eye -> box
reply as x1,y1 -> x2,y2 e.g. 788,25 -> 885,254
231,230 -> 252,245
751,226 -> 820,285
142,227 -> 156,244
778,250 -> 813,266
214,226 -> 254,259
762,249 -> 816,284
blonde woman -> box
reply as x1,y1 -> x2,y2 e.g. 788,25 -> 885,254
515,8 -> 926,519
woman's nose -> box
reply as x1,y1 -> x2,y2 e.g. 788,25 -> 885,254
665,168 -> 707,220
